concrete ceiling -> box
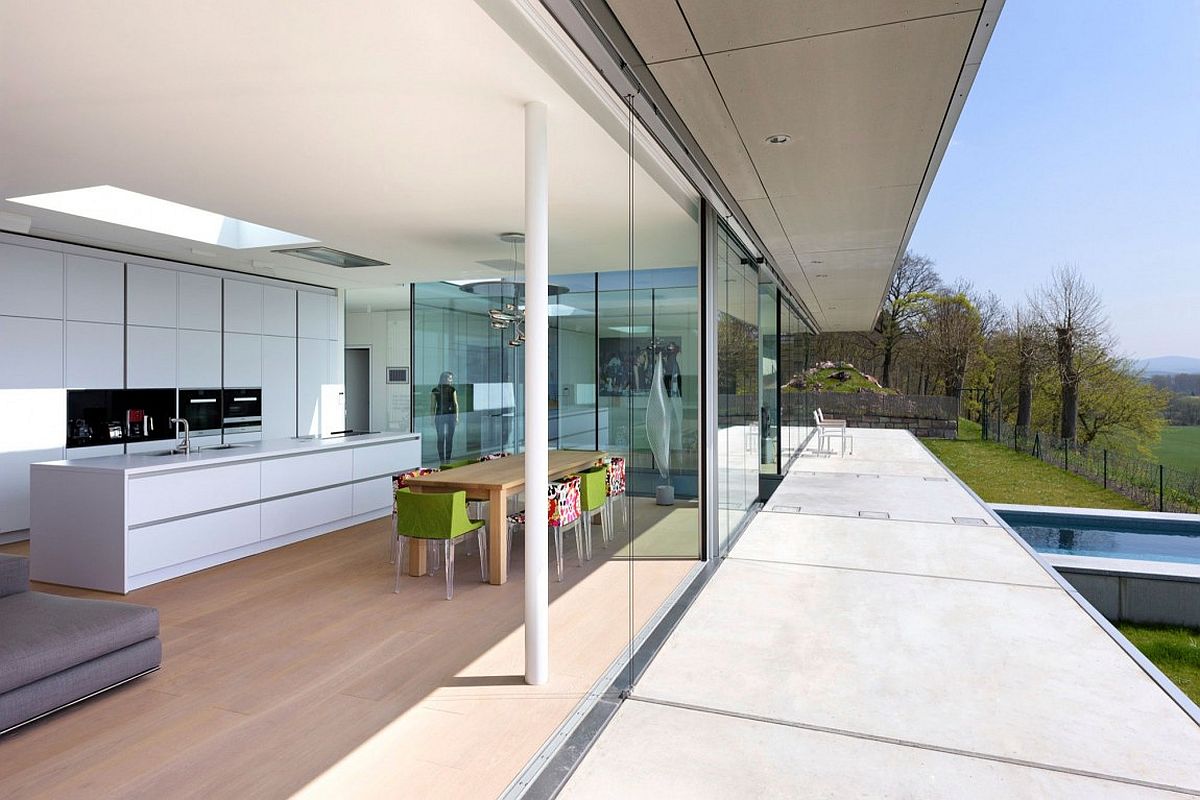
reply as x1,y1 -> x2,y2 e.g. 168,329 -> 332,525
605,0 -> 1001,331
0,0 -> 699,292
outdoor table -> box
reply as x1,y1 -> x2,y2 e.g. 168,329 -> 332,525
403,450 -> 606,584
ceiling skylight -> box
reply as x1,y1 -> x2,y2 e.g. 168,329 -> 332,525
7,185 -> 315,250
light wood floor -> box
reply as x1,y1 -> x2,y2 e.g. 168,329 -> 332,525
0,505 -> 695,800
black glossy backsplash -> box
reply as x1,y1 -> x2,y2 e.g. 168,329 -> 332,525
67,389 -> 177,448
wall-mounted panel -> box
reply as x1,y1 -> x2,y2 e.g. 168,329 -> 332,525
224,280 -> 263,335
65,255 -> 124,324
297,291 -> 331,340
224,333 -> 262,387
178,272 -> 222,331
262,335 -> 297,440
263,286 -> 297,337
0,244 -> 63,319
65,321 -> 124,388
126,265 -> 178,328
178,329 -> 222,388
126,325 -> 177,388
0,316 -> 63,389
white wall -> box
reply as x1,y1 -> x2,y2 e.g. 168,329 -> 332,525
346,309 -> 411,433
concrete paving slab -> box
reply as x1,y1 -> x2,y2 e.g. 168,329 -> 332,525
765,472 -> 994,524
736,512 -> 1058,587
560,700 -> 1190,800
632,558 -> 1200,790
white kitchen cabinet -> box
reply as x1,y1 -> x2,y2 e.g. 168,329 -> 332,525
260,449 -> 352,498
126,265 -> 178,328
178,329 -> 221,387
263,285 -> 297,337
178,272 -> 222,331
297,338 -> 329,437
0,315 -> 63,389
297,291 -> 332,340
0,446 -> 64,532
65,255 -> 124,324
262,335 -> 297,440
223,431 -> 262,445
261,485 -> 353,540
326,295 -> 338,340
126,325 -> 177,388
224,332 -> 262,387
65,321 -> 124,388
128,505 -> 261,577
0,244 -> 63,319
224,279 -> 263,335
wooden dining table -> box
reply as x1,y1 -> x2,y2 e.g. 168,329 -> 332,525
403,450 -> 606,585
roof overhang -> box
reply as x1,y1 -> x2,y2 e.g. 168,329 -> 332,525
559,0 -> 1004,332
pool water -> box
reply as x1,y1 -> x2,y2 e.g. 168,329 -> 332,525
999,511 -> 1200,565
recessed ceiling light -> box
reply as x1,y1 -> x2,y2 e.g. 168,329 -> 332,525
499,232 -> 525,244
814,273 -> 829,278
273,246 -> 387,269
8,185 -> 314,249
765,134 -> 792,145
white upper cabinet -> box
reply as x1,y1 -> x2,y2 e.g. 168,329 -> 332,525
297,291 -> 333,340
65,321 -> 124,388
224,280 -> 263,335
126,265 -> 178,328
262,335 -> 297,440
65,255 -> 123,324
0,316 -> 63,389
127,325 -> 177,388
224,332 -> 262,387
178,272 -> 222,331
0,243 -> 63,319
262,285 -> 297,337
178,329 -> 222,388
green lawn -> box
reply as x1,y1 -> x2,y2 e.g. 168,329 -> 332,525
923,423 -> 1143,510
1117,624 -> 1200,705
1152,426 -> 1200,474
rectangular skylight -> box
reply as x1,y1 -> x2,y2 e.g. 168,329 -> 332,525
7,185 -> 315,250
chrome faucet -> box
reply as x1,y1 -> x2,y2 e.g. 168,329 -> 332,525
169,417 -> 192,454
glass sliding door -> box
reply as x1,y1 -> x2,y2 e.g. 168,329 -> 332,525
759,280 -> 779,475
715,224 -> 760,553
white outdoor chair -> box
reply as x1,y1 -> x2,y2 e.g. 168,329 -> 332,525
813,410 -> 853,456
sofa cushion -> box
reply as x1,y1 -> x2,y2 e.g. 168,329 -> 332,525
0,592 -> 159,695
0,554 -> 29,597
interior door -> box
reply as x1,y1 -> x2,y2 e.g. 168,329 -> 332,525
344,347 -> 370,432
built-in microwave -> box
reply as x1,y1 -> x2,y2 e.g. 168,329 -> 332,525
222,388 -> 262,434
179,388 -> 222,437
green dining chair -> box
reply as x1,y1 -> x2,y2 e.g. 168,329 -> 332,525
441,457 -> 476,469
394,488 -> 487,599
578,465 -> 609,561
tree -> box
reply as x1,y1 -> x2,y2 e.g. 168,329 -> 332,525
919,291 -> 982,398
1008,301 -> 1048,430
1074,357 -> 1169,455
874,251 -> 940,388
1031,265 -> 1110,440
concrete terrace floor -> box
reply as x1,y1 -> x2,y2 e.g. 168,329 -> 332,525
560,429 -> 1200,798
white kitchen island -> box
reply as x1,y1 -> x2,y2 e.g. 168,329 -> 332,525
29,432 -> 419,593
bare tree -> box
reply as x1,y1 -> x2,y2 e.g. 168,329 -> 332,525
1031,264 -> 1111,440
875,251 -> 940,388
1001,300 -> 1049,430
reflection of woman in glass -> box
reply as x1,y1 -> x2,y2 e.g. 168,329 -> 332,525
431,371 -> 459,462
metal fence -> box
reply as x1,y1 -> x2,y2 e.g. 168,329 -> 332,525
979,416 -> 1200,513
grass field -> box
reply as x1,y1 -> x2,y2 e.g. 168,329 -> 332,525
1153,426 -> 1200,474
923,421 -> 1143,510
1117,624 -> 1200,705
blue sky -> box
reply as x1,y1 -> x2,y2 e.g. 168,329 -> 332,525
908,0 -> 1200,359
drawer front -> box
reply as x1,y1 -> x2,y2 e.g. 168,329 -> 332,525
353,476 -> 394,516
260,449 -> 352,499
128,462 -> 261,525
260,485 -> 353,540
351,440 -> 420,481
128,505 -> 260,575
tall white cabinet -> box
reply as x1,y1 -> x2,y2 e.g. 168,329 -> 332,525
0,234 -> 341,535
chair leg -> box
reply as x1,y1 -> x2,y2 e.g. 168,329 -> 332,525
554,528 -> 564,582
477,528 -> 488,582
445,539 -> 455,600
389,512 -> 397,564
394,536 -> 407,593
583,515 -> 593,561
429,540 -> 440,575
574,521 -> 584,568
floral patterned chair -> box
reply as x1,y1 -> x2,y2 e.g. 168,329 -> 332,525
506,474 -> 583,582
595,456 -> 628,539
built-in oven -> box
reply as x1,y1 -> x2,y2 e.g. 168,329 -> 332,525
179,388 -> 223,438
222,388 -> 262,434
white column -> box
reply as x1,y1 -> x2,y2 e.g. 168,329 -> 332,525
524,100 -> 550,686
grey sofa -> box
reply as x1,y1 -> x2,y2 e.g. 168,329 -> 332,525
0,554 -> 160,734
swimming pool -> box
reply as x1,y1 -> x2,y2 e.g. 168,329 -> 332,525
996,508 -> 1200,565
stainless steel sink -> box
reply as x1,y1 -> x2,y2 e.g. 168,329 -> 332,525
202,444 -> 250,451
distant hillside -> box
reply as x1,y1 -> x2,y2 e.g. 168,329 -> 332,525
1139,356 -> 1200,375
